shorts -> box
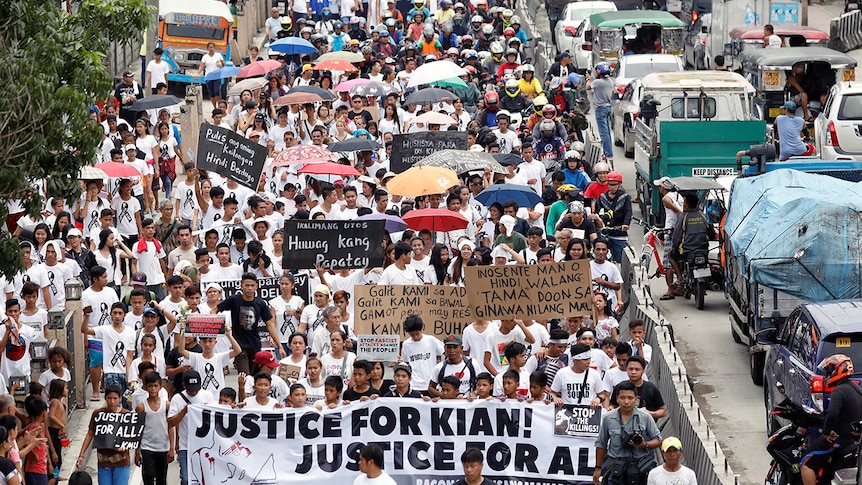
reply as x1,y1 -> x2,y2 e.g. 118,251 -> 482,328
88,339 -> 103,368
800,437 -> 843,471
206,79 -> 222,98
662,234 -> 673,269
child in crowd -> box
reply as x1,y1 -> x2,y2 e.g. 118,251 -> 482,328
601,336 -> 618,361
241,373 -> 282,410
493,342 -> 530,398
343,360 -> 378,402
39,347 -> 72,401
472,373 -> 494,400
178,325 -> 242,394
287,384 -> 310,408
316,375 -> 344,410
439,376 -> 462,400
218,388 -> 237,408
128,333 -> 165,385
400,316 -> 443,395
47,379 -> 68,479
528,371 -> 551,404
134,372 -> 172,485
23,396 -> 52,485
297,356 -> 325,406
18,283 -> 48,337
383,363 -> 423,399
498,371 -> 522,401
628,319 -> 652,365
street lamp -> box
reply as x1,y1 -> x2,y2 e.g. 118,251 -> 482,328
30,335 -> 49,373
9,372 -> 27,396
65,277 -> 83,301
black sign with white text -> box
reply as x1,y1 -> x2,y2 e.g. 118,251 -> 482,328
282,220 -> 385,270
390,132 -> 468,173
197,123 -> 267,190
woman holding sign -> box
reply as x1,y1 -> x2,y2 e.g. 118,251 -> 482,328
76,386 -> 131,485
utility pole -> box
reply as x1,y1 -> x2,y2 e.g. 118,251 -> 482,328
146,0 -> 159,89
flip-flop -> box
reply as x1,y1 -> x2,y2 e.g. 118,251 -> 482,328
89,395 -> 101,402
659,294 -> 675,300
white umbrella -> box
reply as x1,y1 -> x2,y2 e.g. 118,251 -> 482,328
227,77 -> 269,96
407,60 -> 468,88
78,166 -> 108,181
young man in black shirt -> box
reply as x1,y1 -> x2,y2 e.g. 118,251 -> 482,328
214,273 -> 281,374
454,448 -> 498,485
609,355 -> 666,420
343,359 -> 379,402
165,334 -> 201,395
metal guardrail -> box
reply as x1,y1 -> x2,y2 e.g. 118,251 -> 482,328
829,10 -> 862,52
620,253 -> 737,485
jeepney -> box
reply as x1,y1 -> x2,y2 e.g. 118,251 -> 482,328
159,0 -> 234,85
587,11 -> 685,67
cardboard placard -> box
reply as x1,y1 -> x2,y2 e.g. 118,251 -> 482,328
92,412 -> 146,450
185,314 -> 226,337
282,220 -> 386,270
357,335 -> 401,362
278,364 -> 302,382
353,285 -> 472,338
463,260 -> 593,320
554,405 -> 602,438
196,123 -> 267,190
390,132 -> 468,173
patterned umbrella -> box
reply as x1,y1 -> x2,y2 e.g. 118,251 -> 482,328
271,145 -> 335,167
349,81 -> 393,97
315,59 -> 359,72
335,78 -> 371,92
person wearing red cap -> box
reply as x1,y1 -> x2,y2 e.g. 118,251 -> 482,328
238,351 -> 289,405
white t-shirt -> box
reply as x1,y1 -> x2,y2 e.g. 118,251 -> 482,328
484,325 -> 528,374
590,260 -> 623,307
300,304 -> 328,348
18,309 -> 47,335
136,135 -> 159,163
173,182 -> 200,222
201,52 -> 224,75
297,378 -> 325,405
320,352 -> 356,386
93,325 -> 136,375
647,465 -> 698,485
112,196 -> 141,237
43,261 -> 79,311
0,324 -> 36,381
146,60 -> 171,86
270,295 -> 305,342
493,366 -> 530,397
242,396 -> 280,410
12,264 -> 51,311
430,358 -> 479,395
244,373 -> 289,403
353,472 -> 397,485
401,335 -> 444,391
82,287 -> 120,333
550,366 -> 607,405
377,264 -> 423,286
169,389 -> 215,450
188,351 -> 232,393
603,366 -> 628,391
133,239 -> 167,285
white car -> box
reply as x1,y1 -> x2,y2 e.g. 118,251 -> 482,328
553,1 -> 617,72
815,82 -> 862,161
612,54 -> 685,97
611,79 -> 645,158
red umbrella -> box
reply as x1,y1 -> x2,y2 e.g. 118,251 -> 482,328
271,145 -> 335,166
402,208 -> 468,233
315,59 -> 359,72
94,162 -> 142,178
297,161 -> 360,176
273,92 -> 326,106
236,60 -> 282,79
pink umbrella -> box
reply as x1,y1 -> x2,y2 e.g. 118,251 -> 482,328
297,162 -> 361,176
407,111 -> 458,125
315,59 -> 359,72
271,145 -> 335,166
335,78 -> 371,92
236,60 -> 282,79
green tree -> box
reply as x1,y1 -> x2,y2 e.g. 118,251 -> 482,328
0,0 -> 151,278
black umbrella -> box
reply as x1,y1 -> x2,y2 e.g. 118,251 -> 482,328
404,87 -> 460,106
287,85 -> 336,101
492,153 -> 523,167
128,95 -> 183,111
328,138 -> 382,152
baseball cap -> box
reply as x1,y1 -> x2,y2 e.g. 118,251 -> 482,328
568,201 -> 584,213
333,179 -> 345,187
314,284 -> 331,296
66,228 -> 83,238
253,351 -> 279,369
443,334 -> 462,346
393,362 -> 412,376
124,144 -> 137,152
302,64 -> 313,72
559,52 -> 572,59
123,70 -> 134,77
662,437 -> 683,452
143,306 -> 159,317
184,370 -> 202,392
131,272 -> 148,286
653,176 -> 674,190
781,100 -> 797,111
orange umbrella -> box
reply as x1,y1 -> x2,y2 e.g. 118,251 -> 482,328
386,166 -> 459,197
315,59 -> 359,72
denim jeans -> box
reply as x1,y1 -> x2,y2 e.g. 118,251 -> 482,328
178,450 -> 188,485
595,105 -> 614,158
609,237 -> 627,264
98,466 -> 131,485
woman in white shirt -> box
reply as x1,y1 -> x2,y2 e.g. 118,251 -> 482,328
135,119 -> 159,212
94,229 -> 134,291
378,104 -> 401,135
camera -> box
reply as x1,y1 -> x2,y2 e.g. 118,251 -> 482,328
626,432 -> 644,446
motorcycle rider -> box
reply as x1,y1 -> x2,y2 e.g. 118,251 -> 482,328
525,95 -> 548,131
500,79 -> 528,114
597,171 -> 632,264
483,42 -> 505,81
533,119 -> 566,168
669,193 -> 714,288
497,49 -> 521,80
800,354 -> 862,485
477,91 -> 501,128
531,104 -> 567,143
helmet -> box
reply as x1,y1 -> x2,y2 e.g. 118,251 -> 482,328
595,61 -> 612,77
565,150 -> 581,161
504,79 -> 520,97
505,48 -> 517,57
484,91 -> 499,106
819,354 -> 854,387
508,37 -> 521,45
510,15 -> 521,24
571,141 -> 585,152
423,24 -> 434,36
442,0 -> 453,5
477,0 -> 487,6
280,16 -> 292,26
533,95 -> 548,111
350,16 -> 361,23
385,18 -> 396,27
490,42 -> 504,56
447,47 -> 459,55
301,26 -> 313,35
442,22 -> 453,32
503,27 -> 515,36
462,34 -> 474,44
549,76 -> 562,90
375,24 -> 387,34
414,0 -> 425,6
322,7 -> 331,14
502,8 -> 513,18
594,162 -> 610,173
463,49 -> 478,59
362,45 -> 373,55
607,171 -> 623,183
477,51 -> 491,62
454,1 -> 465,7
483,24 -> 495,36
542,104 -> 557,118
311,33 -> 325,43
425,53 -> 437,61
540,119 -> 556,138
471,15 -> 483,25
464,65 -> 477,74
501,73 -> 516,84
334,21 -> 343,29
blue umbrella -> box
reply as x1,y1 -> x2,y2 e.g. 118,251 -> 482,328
269,37 -> 317,55
205,66 -> 241,81
355,213 -> 408,233
474,184 -> 543,208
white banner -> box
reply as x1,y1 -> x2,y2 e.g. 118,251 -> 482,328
187,399 -> 596,485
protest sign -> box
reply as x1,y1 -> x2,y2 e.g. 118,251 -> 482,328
185,315 -> 226,337
357,335 -> 401,361
213,274 -> 310,305
554,405 -> 602,438
390,132 -> 468,173
464,260 -> 593,320
278,364 -> 302,382
354,285 -> 472,338
197,123 -> 267,190
282,220 -> 385,270
187,399 -> 596,485
92,412 -> 146,450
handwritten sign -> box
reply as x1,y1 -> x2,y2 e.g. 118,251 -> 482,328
185,315 -> 226,337
354,285 -> 472,338
390,132 -> 468,173
554,405 -> 602,438
196,123 -> 267,190
464,260 -> 593,320
282,220 -> 386,270
357,335 -> 401,362
278,364 -> 302,383
92,412 -> 146,450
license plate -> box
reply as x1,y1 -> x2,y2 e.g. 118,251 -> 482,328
693,267 -> 711,279
763,71 -> 780,86
769,107 -> 784,119
836,336 -> 851,348
844,70 -> 856,82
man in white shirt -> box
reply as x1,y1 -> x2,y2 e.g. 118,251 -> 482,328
590,238 -> 623,308
377,242 -> 422,285
168,370 -> 215,485
354,444 -> 397,485
145,48 -> 172,93
493,112 -> 521,154
517,145 -> 546,196
203,244 -> 243,282
133,219 -> 168,300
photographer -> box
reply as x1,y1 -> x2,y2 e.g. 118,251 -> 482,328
243,240 -> 275,278
594,381 -> 662,485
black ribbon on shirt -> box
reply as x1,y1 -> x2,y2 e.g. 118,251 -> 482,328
110,340 -> 126,366
118,202 -> 133,223
202,362 -> 219,389
184,189 -> 195,209
98,302 -> 110,326
48,271 -> 57,295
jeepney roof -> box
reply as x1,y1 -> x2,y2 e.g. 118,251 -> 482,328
729,25 -> 829,41
588,10 -> 684,28
640,71 -> 755,92
159,0 -> 234,24
738,46 -> 858,70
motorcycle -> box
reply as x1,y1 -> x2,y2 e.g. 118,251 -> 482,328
765,383 -> 859,485
681,247 -> 709,310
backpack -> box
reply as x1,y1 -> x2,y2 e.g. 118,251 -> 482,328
436,357 -> 478,392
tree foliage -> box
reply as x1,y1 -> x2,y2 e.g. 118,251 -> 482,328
0,0 -> 152,278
